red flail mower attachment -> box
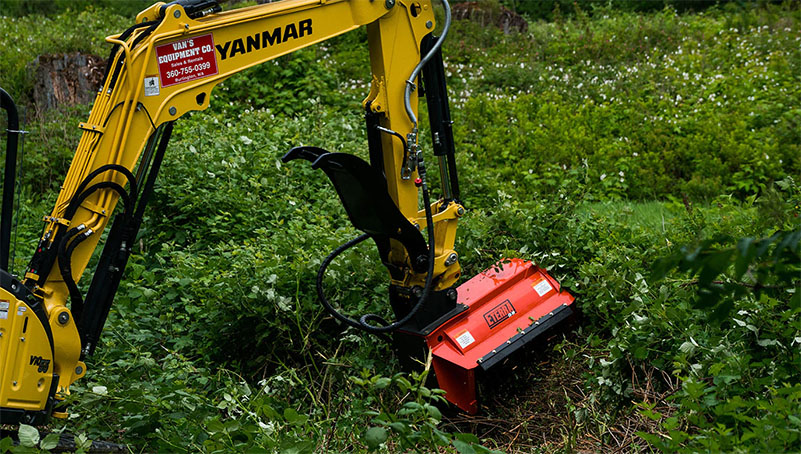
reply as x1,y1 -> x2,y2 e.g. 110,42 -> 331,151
422,258 -> 574,414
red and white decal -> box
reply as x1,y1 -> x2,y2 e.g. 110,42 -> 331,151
532,278 -> 553,297
454,330 -> 476,349
156,34 -> 218,88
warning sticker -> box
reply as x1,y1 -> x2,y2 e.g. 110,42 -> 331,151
533,279 -> 553,297
144,76 -> 160,96
156,34 -> 218,88
0,300 -> 8,320
454,330 -> 476,349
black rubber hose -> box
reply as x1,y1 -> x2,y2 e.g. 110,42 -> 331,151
66,164 -> 138,215
64,182 -> 132,222
56,225 -> 88,315
102,20 -> 160,88
58,180 -> 131,315
356,172 -> 436,333
316,233 -> 370,329
316,155 -> 437,334
59,229 -> 93,322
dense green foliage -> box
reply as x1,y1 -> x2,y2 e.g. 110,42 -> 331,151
500,0 -> 769,22
0,0 -> 151,18
1,1 -> 799,452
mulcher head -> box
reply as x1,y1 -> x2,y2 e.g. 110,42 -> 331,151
421,258 -> 575,413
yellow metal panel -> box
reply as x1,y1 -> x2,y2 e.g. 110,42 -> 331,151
49,307 -> 82,395
0,294 -> 54,411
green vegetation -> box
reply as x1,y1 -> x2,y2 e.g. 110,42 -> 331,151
1,1 -> 799,452
0,0 -> 151,18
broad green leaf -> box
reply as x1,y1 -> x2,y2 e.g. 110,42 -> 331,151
40,433 -> 60,450
790,288 -> 800,310
260,404 -> 280,420
17,425 -> 39,448
698,250 -> 733,286
453,433 -> 480,444
0,437 -> 14,452
735,237 -> 755,278
205,418 -> 225,434
755,233 -> 780,258
425,404 -> 442,421
279,439 -> 315,454
364,427 -> 388,450
388,422 -> 408,434
452,439 -> 477,454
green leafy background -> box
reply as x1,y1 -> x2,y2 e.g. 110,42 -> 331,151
0,0 -> 799,452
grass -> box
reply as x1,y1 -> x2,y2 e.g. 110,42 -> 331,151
578,201 -> 676,233
0,1 -> 799,453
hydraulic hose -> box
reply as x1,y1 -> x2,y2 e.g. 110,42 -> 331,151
58,172 -> 135,317
317,0 -> 453,334
64,181 -> 132,222
68,164 -> 138,209
57,225 -> 91,319
102,20 -> 161,89
316,152 -> 437,334
63,230 -> 92,314
404,0 -> 452,129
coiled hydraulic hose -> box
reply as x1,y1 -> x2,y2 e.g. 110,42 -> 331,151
57,165 -> 138,318
316,155 -> 436,334
316,0 -> 452,334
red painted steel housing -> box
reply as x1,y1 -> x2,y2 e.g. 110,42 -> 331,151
423,259 -> 575,413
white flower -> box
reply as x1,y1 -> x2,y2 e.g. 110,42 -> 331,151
600,173 -> 607,181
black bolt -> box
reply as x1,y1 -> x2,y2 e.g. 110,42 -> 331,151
58,312 -> 70,325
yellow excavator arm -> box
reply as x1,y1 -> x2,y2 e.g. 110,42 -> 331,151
2,0 -> 576,423
0,0 -> 464,424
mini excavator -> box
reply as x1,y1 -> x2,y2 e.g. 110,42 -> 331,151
0,0 -> 574,425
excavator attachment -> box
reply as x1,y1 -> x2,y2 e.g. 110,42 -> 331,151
420,258 -> 574,414
285,143 -> 576,413
283,13 -> 576,415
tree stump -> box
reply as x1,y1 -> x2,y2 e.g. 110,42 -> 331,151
32,53 -> 105,116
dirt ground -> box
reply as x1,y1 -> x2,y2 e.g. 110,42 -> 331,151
441,327 -> 679,453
